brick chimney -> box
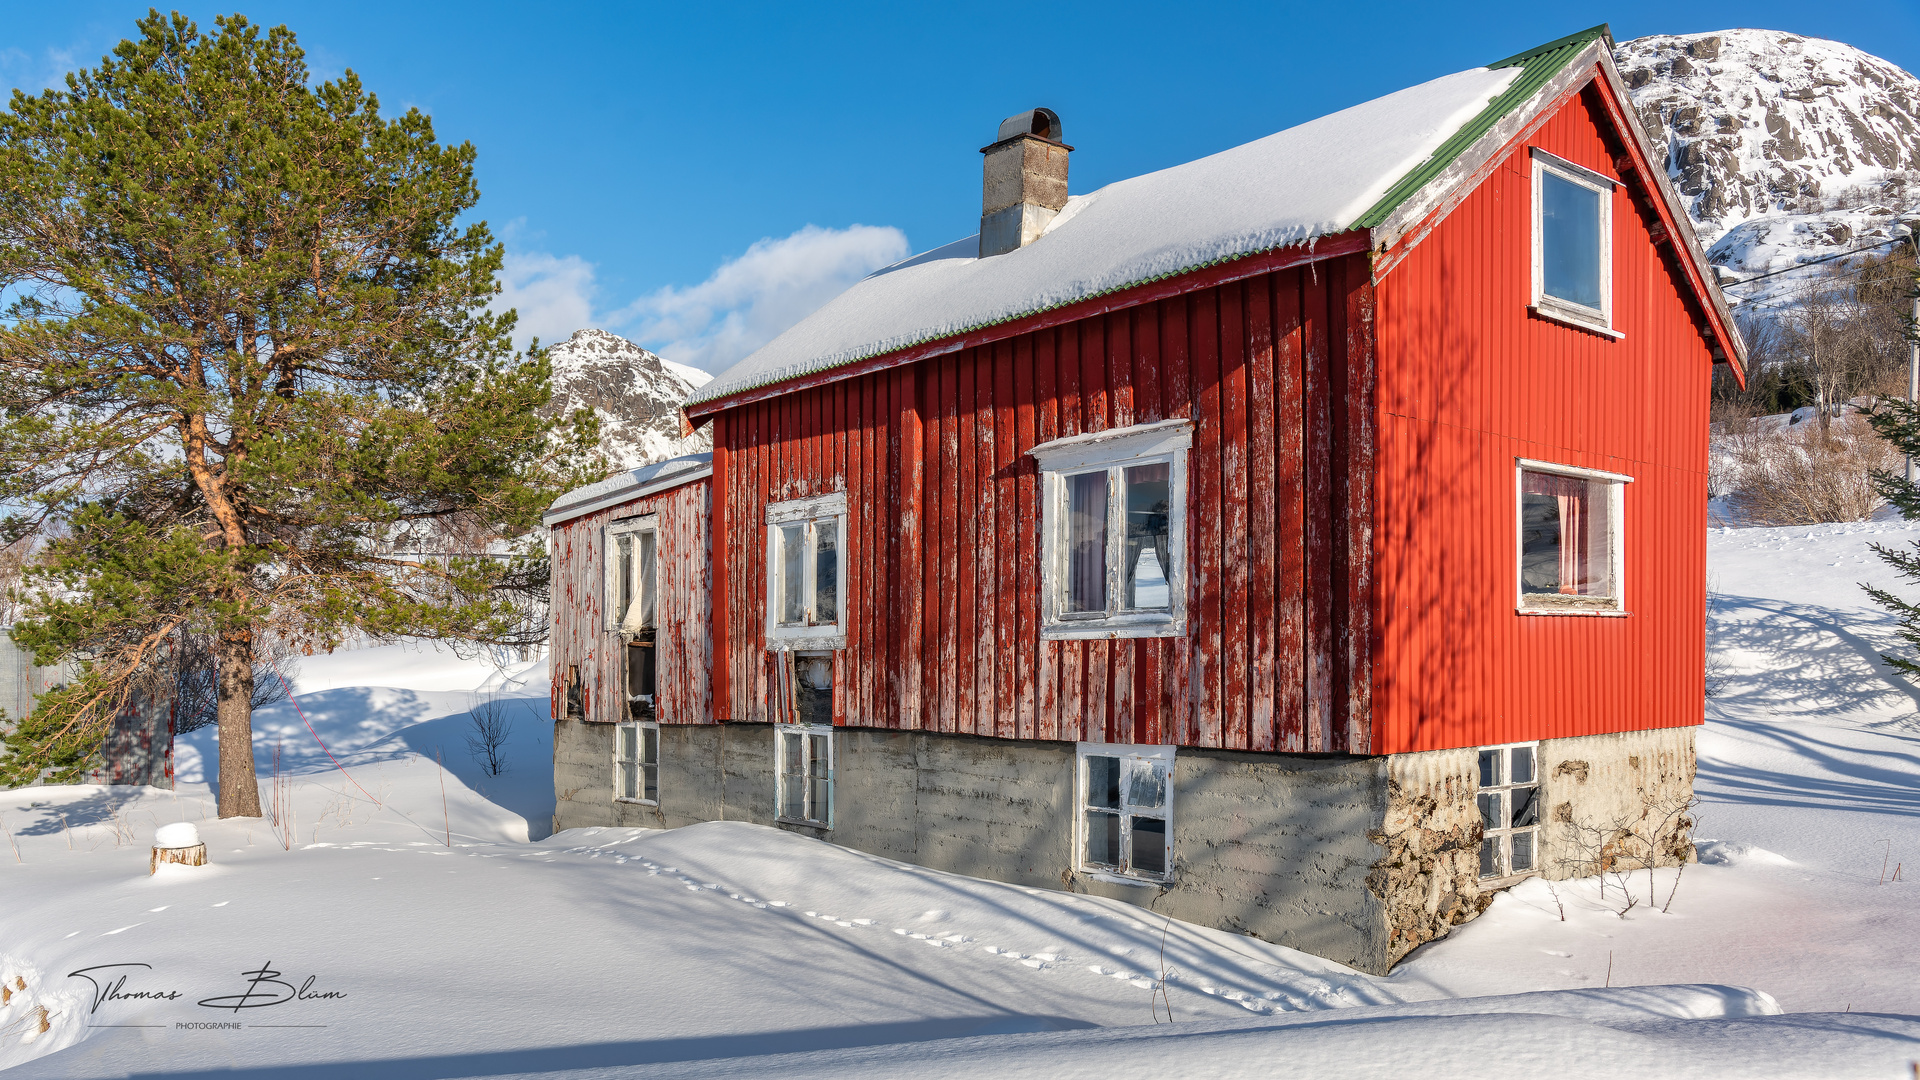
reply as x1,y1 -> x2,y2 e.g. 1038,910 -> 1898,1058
979,108 -> 1071,257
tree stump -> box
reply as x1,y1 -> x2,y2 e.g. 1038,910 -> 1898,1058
151,842 -> 207,874
151,822 -> 206,874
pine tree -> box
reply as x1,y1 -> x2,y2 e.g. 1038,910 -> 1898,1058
1863,267 -> 1920,676
0,13 -> 597,812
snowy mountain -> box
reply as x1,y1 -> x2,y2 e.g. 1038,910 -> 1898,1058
543,328 -> 713,470
1616,30 -> 1920,286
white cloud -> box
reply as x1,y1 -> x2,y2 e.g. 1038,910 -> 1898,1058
614,224 -> 911,374
493,224 -> 911,371
496,251 -> 597,349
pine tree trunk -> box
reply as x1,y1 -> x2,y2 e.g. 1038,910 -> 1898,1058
215,629 -> 262,818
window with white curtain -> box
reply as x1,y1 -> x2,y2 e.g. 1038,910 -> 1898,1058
766,493 -> 848,647
605,517 -> 658,634
1515,459 -> 1630,614
1031,419 -> 1189,640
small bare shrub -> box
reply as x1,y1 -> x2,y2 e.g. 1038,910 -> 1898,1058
1722,414 -> 1898,524
465,694 -> 514,777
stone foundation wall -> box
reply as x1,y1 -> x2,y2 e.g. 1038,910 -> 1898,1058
1371,748 -> 1490,968
1539,727 -> 1697,879
550,718 -> 1699,974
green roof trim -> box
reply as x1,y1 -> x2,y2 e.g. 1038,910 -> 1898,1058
1349,24 -> 1614,230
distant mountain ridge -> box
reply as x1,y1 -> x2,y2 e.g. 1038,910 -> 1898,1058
1617,29 -> 1920,285
542,328 -> 711,472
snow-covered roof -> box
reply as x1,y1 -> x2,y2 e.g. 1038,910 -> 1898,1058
543,452 -> 713,528
686,65 -> 1522,411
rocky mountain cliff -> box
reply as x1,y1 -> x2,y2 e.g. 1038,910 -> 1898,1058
543,328 -> 712,471
1617,29 -> 1920,288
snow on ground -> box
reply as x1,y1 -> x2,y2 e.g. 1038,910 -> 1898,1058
3,525 -> 1920,1076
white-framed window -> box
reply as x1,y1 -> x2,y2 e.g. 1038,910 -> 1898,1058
1031,419 -> 1190,640
765,493 -> 847,648
1076,743 -> 1174,883
776,724 -> 832,827
605,517 -> 658,634
1531,148 -> 1616,333
1515,458 -> 1630,615
615,720 -> 659,804
1477,743 -> 1539,880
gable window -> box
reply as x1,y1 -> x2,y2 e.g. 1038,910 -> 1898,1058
1531,148 -> 1616,333
1516,459 -> 1629,615
615,720 -> 658,804
1031,419 -> 1190,639
766,494 -> 847,647
776,724 -> 832,827
1477,743 -> 1539,880
1076,743 -> 1174,883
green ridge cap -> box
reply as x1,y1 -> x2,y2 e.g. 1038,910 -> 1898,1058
1350,24 -> 1613,231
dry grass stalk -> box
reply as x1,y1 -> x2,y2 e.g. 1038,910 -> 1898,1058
1720,413 -> 1898,525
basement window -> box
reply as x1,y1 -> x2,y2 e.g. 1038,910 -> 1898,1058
766,494 -> 847,647
1077,743 -> 1174,883
1516,459 -> 1630,615
1531,148 -> 1616,332
776,724 -> 833,827
1030,419 -> 1190,640
614,720 -> 659,804
1478,743 -> 1539,880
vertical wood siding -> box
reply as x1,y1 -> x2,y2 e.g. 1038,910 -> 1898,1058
711,255 -> 1376,752
1370,86 -> 1712,754
548,478 -> 713,726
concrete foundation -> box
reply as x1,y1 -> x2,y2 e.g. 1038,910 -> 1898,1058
552,718 -> 1696,974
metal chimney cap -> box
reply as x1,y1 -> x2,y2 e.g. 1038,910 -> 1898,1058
995,108 -> 1063,145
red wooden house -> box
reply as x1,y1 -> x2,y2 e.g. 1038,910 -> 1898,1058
549,26 -> 1743,974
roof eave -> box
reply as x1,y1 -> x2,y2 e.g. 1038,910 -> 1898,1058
542,461 -> 714,528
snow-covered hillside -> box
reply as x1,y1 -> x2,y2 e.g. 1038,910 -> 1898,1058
1617,30 -> 1920,287
544,328 -> 713,470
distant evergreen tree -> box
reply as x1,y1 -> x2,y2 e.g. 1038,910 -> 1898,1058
1862,266 -> 1920,677
0,13 -> 597,811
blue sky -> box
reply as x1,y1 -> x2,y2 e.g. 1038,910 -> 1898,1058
6,1 -> 1917,373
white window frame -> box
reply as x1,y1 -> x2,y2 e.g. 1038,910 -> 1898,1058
1530,148 -> 1618,336
604,515 -> 659,634
765,493 -> 848,648
774,723 -> 833,828
614,719 -> 659,805
1074,742 -> 1175,884
1514,458 -> 1631,617
1477,741 -> 1540,882
1031,419 -> 1190,640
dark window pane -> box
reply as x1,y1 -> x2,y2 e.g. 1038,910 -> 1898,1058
1127,757 -> 1168,811
1130,815 -> 1167,875
1478,792 -> 1501,829
1065,471 -> 1109,613
1511,832 -> 1534,872
1087,756 -> 1121,810
1478,749 -> 1500,787
813,520 -> 838,625
779,524 -> 806,624
643,763 -> 658,803
781,733 -> 805,819
642,725 -> 659,766
1512,786 -> 1538,828
1510,746 -> 1535,785
1541,171 -> 1602,309
1123,463 -> 1172,610
1520,493 -> 1562,594
1479,838 -> 1499,878
1086,810 -> 1121,867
